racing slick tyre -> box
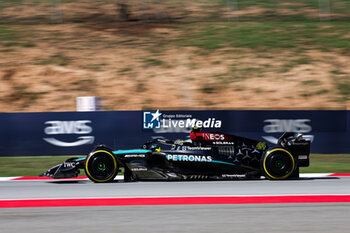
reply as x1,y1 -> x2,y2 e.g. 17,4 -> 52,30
84,150 -> 119,183
261,148 -> 295,180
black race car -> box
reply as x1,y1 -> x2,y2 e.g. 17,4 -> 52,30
42,128 -> 310,182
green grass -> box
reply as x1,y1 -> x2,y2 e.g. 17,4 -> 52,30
6,84 -> 47,107
200,85 -> 217,94
1,0 -> 349,23
313,89 -> 329,95
229,0 -> 349,10
336,78 -> 350,100
0,25 -> 35,48
0,156 -> 85,177
141,58 -> 165,67
81,63 -> 106,72
279,56 -> 314,73
179,21 -> 350,52
301,80 -> 322,86
3,41 -> 35,47
1,154 -> 350,177
331,69 -> 347,75
136,81 -> 148,92
38,54 -> 71,66
119,67 -> 133,73
301,154 -> 350,173
0,26 -> 19,41
1,1 -> 350,55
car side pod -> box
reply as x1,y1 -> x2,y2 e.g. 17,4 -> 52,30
40,158 -> 80,179
260,147 -> 296,180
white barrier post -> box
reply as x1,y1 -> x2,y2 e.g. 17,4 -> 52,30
77,96 -> 101,111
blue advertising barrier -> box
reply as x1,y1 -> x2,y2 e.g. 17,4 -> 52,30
0,110 -> 348,156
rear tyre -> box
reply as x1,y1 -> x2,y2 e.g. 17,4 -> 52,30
290,166 -> 300,178
261,148 -> 295,180
84,150 -> 118,183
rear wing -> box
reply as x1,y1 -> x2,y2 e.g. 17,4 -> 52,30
278,132 -> 311,167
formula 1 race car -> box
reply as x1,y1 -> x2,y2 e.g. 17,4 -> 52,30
41,128 -> 311,182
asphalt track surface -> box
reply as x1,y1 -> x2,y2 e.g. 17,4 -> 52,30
1,177 -> 350,233
1,177 -> 350,199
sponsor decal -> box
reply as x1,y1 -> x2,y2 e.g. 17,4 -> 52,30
180,146 -> 212,151
43,120 -> 94,147
63,162 -> 76,168
143,110 -> 162,129
255,142 -> 267,150
222,174 -> 245,178
213,141 -> 234,145
124,154 -> 146,158
162,118 -> 221,129
143,110 -> 222,133
292,142 -> 310,146
166,154 -> 212,162
263,119 -> 312,133
298,155 -> 308,160
203,133 -> 225,141
131,167 -> 148,171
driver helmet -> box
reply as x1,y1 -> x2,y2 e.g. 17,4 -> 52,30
294,133 -> 303,141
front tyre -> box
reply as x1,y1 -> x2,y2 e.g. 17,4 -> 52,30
85,150 -> 118,183
261,148 -> 295,180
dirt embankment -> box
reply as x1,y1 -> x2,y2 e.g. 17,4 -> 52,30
0,1 -> 349,112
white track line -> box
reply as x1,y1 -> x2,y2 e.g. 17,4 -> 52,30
300,173 -> 332,178
1,193 -> 350,201
0,173 -> 342,181
0,177 -> 20,181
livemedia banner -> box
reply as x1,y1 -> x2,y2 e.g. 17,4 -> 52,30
0,110 -> 348,156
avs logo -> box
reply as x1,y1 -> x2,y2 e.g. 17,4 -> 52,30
263,119 -> 312,133
143,110 -> 162,129
43,120 -> 94,147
